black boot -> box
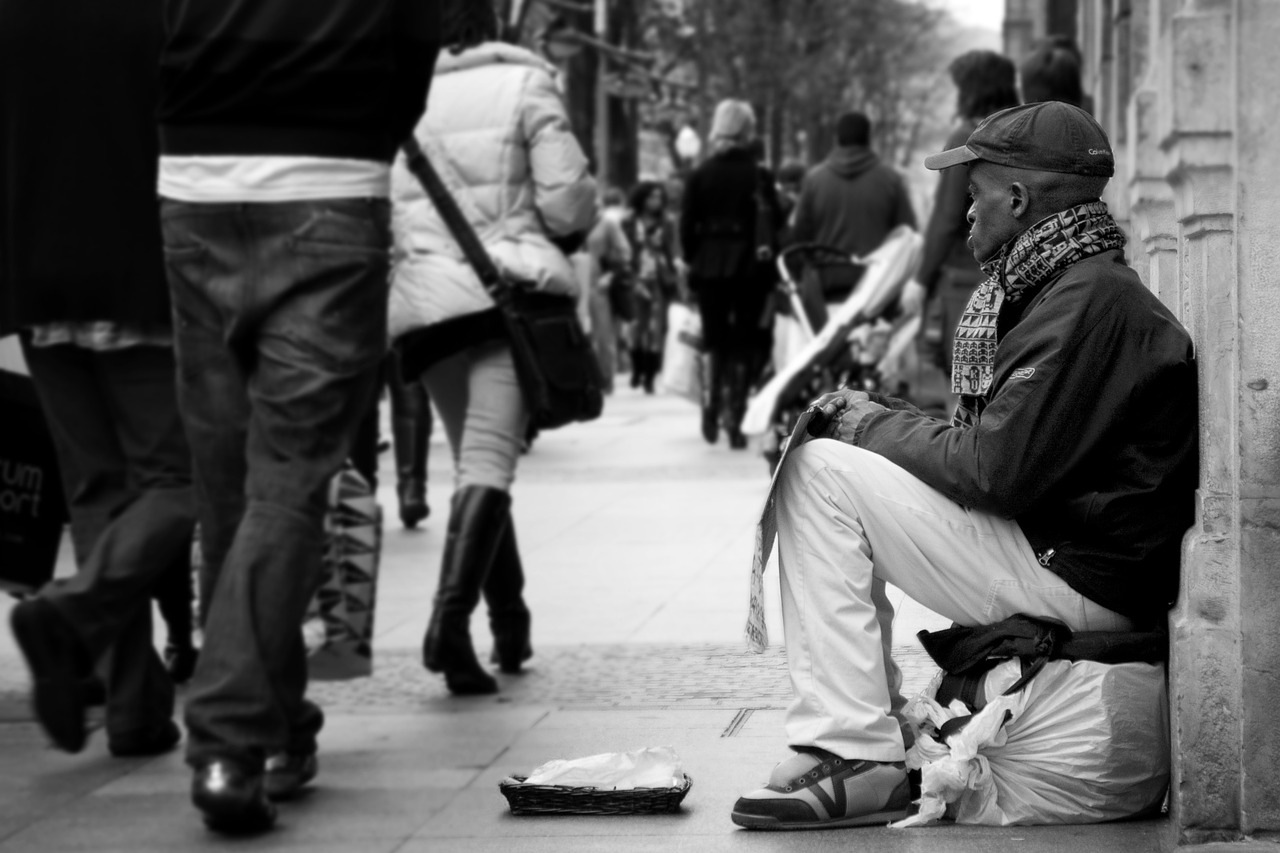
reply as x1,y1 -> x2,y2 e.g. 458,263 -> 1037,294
726,355 -> 750,450
701,352 -> 721,444
484,523 -> 532,674
389,359 -> 431,529
642,350 -> 659,394
422,486 -> 511,695
630,348 -> 644,389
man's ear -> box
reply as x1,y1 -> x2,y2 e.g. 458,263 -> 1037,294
1009,181 -> 1031,219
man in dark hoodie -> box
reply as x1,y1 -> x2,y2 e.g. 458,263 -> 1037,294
789,112 -> 916,258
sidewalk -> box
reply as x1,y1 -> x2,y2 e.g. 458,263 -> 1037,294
0,384 -> 1179,851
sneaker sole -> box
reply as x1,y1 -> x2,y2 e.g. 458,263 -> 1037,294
730,806 -> 909,830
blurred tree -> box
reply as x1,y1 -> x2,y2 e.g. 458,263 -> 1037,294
638,0 -> 954,170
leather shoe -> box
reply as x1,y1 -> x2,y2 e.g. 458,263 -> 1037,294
109,719 -> 182,758
9,598 -> 92,753
264,750 -> 318,801
192,759 -> 277,834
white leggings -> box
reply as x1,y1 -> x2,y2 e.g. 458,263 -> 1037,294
422,341 -> 527,492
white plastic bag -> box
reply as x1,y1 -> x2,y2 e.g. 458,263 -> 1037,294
892,659 -> 1169,827
660,303 -> 703,405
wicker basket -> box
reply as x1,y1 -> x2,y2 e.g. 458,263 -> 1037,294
498,774 -> 693,816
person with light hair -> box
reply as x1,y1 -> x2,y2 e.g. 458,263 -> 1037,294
679,99 -> 783,448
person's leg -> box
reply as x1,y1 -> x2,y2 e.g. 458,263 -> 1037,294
21,344 -> 132,566
18,344 -> 193,753
421,343 -> 525,694
734,438 -> 1130,829
388,352 -> 430,528
775,439 -> 1132,762
168,199 -> 389,829
695,283 -> 727,444
89,346 -> 194,750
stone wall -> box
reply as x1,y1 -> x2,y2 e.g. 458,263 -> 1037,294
1073,0 -> 1280,845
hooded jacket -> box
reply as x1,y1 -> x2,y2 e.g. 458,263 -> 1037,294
388,42 -> 596,341
852,249 -> 1198,626
789,145 -> 916,257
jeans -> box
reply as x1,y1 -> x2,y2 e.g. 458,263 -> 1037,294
21,342 -> 194,741
161,197 -> 390,767
776,440 -> 1132,762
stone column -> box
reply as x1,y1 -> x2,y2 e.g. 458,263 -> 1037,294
1156,0 -> 1280,843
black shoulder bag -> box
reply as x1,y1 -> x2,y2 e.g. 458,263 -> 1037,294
399,137 -> 604,431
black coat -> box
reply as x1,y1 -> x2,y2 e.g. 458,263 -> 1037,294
680,147 -> 782,283
0,0 -> 170,335
855,250 -> 1198,626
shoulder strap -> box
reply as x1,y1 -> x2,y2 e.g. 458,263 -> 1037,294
400,136 -> 508,298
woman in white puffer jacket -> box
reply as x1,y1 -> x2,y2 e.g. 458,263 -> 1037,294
388,1 -> 597,697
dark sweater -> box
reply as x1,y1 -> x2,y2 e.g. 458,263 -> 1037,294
158,0 -> 440,162
789,146 -> 916,257
0,0 -> 171,333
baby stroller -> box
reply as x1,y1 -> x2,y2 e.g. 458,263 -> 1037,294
741,225 -> 924,471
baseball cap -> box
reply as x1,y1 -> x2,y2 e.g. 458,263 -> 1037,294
924,101 -> 1115,177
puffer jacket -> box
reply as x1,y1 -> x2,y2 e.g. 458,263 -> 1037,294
388,42 -> 596,340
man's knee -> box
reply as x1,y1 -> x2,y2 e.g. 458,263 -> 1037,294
778,439 -> 874,511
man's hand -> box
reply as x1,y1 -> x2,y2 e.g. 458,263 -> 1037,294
898,279 -> 927,318
809,389 -> 887,444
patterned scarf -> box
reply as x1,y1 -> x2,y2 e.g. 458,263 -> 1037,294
951,201 -> 1126,426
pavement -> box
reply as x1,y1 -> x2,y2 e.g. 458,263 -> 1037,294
0,381 -> 1246,852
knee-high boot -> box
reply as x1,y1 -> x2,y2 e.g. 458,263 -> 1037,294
422,486 -> 511,695
725,355 -> 750,449
389,358 -> 430,529
483,523 -> 532,674
701,351 -> 722,444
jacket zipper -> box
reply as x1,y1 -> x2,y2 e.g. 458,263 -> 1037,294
1036,548 -> 1056,568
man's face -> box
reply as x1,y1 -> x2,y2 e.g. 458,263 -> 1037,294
966,162 -> 1023,264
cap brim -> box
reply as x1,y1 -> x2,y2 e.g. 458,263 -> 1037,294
924,145 -> 980,171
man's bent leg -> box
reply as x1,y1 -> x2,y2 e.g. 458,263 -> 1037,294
775,438 -> 1132,762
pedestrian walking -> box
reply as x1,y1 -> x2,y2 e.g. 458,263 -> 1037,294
904,51 -> 1019,374
387,0 -> 596,697
680,99 -> 784,449
789,112 -> 916,258
623,181 -> 680,394
2,0 -> 195,762
155,0 -> 440,833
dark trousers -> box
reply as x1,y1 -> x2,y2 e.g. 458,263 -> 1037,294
161,197 -> 390,767
694,276 -> 772,428
21,342 -> 194,741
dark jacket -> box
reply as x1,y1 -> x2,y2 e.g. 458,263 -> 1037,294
0,0 -> 171,334
918,121 -> 982,296
853,249 -> 1197,625
680,148 -> 782,282
158,0 -> 439,162
789,146 -> 916,257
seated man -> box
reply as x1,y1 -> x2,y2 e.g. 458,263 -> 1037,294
731,101 -> 1198,830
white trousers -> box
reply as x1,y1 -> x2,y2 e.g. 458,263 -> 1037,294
776,439 -> 1132,762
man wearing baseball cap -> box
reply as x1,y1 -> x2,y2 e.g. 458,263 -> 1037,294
732,101 -> 1198,829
